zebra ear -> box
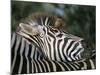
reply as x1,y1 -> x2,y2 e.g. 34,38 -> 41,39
19,23 -> 29,30
54,18 -> 64,29
17,23 -> 35,34
16,23 -> 26,32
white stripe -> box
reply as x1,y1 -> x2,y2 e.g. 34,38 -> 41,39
43,59 -> 50,72
37,37 -> 46,56
41,17 -> 44,26
17,32 -> 40,47
31,61 -> 34,73
31,45 -> 35,73
35,48 -> 38,59
30,45 -> 35,59
32,60 -> 38,73
61,62 -> 71,71
35,60 -> 43,72
82,62 -> 87,70
11,36 -> 21,73
89,59 -> 95,69
46,37 -> 50,58
43,37 -> 48,56
55,39 -> 61,61
18,38 -> 25,73
71,42 -> 83,60
50,60 -> 56,72
68,63 -> 77,70
49,36 -> 55,60
47,20 -> 50,26
11,32 -> 16,48
59,39 -> 65,61
78,48 -> 84,59
71,63 -> 79,69
25,43 -> 30,73
74,62 -> 80,66
45,17 -> 49,26
55,61 -> 65,71
46,36 -> 52,59
39,59 -> 47,72
68,41 -> 77,56
64,39 -> 73,61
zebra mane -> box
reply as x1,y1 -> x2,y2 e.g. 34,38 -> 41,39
20,12 -> 64,29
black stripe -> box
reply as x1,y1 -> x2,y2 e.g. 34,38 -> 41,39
53,37 -> 57,60
70,62 -> 79,70
21,41 -> 27,74
53,61 -> 62,71
66,41 -> 75,56
28,44 -> 32,60
38,60 -> 45,72
42,59 -> 49,72
21,31 -> 40,47
48,29 -> 57,60
46,37 -> 52,59
34,59 -> 40,73
64,62 -> 75,71
62,38 -> 70,61
85,59 -> 92,69
73,48 -> 82,58
47,30 -> 55,39
37,49 -> 41,59
13,54 -> 20,74
46,59 -> 56,72
58,61 -> 69,71
11,33 -> 17,65
57,39 -> 63,61
32,60 -> 36,73
33,47 -> 36,59
27,44 -> 32,73
56,33 -> 63,38
13,38 -> 21,74
69,42 -> 79,61
36,36 -> 45,55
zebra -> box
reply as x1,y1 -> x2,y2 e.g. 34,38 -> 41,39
16,13 -> 93,62
11,32 -> 44,74
11,32 -> 95,74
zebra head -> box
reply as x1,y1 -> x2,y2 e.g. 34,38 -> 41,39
16,13 -> 92,62
16,13 -> 63,56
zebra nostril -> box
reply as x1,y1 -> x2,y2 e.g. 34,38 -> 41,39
16,26 -> 21,32
81,49 -> 92,59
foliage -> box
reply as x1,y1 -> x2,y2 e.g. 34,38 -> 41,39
11,1 -> 96,49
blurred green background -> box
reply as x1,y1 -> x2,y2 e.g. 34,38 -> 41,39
11,1 -> 96,49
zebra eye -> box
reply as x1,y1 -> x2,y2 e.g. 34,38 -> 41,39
51,28 -> 58,33
43,27 -> 46,32
40,32 -> 44,38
